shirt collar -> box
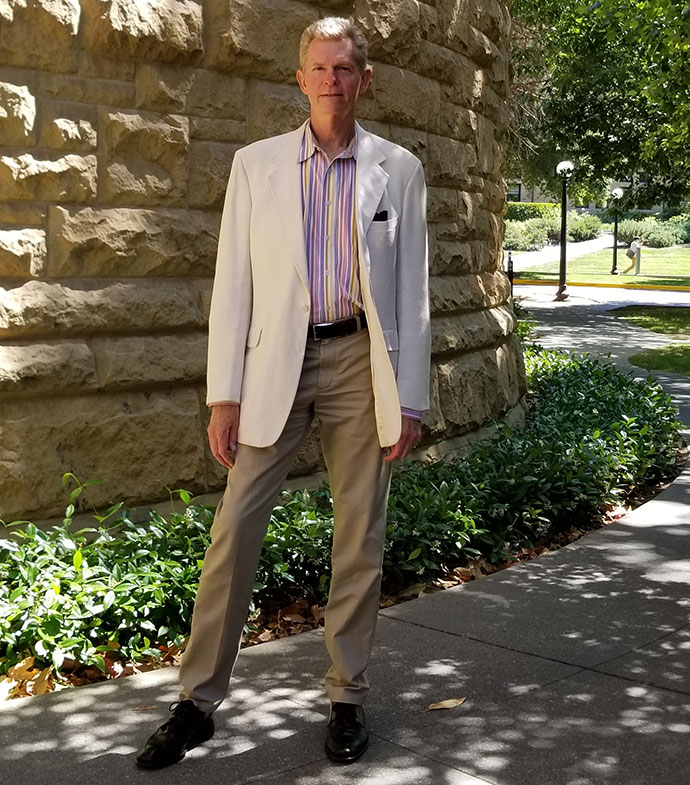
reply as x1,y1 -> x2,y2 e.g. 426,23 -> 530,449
298,120 -> 358,163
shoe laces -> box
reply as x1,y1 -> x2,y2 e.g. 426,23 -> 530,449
161,700 -> 204,738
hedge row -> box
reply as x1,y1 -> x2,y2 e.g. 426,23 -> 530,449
0,347 -> 680,677
505,202 -> 560,221
504,212 -> 603,251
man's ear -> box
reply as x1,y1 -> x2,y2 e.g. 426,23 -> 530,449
360,65 -> 373,94
296,69 -> 308,95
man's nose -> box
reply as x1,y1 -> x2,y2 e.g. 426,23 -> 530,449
323,69 -> 338,84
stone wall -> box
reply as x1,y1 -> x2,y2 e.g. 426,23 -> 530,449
0,0 -> 523,522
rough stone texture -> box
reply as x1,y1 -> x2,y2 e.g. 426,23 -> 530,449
205,0 -> 318,80
0,0 -> 81,73
0,0 -> 520,520
136,64 -> 246,118
0,228 -> 46,277
0,153 -> 97,202
188,141 -> 240,209
0,389 -> 208,521
93,332 -> 208,389
48,206 -> 218,276
39,101 -> 98,151
0,339 -> 97,397
0,81 -> 37,144
82,0 -> 204,63
0,279 -> 206,338
101,110 -> 189,205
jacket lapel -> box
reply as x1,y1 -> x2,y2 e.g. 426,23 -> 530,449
355,124 -> 389,255
267,127 -> 309,293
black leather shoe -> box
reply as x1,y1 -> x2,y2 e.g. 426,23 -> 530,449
325,702 -> 368,764
136,700 -> 214,769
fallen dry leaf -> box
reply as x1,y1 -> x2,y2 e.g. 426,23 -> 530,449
133,705 -> 156,711
282,613 -> 306,624
425,697 -> 467,712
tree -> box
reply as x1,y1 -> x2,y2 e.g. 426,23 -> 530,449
509,0 -> 690,207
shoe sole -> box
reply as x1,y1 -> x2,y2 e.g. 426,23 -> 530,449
324,737 -> 369,765
135,722 -> 215,770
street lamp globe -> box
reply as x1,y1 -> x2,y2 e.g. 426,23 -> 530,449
610,187 -> 624,200
556,160 -> 575,178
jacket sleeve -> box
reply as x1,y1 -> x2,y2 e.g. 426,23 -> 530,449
395,160 -> 431,413
206,152 -> 253,406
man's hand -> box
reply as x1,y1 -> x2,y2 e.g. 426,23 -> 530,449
207,403 -> 240,469
384,416 -> 422,463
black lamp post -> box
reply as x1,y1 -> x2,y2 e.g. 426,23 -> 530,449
555,160 -> 574,301
609,187 -> 624,274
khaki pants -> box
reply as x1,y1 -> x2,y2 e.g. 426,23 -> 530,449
179,329 -> 393,712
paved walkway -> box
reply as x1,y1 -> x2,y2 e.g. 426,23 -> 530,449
510,233 -> 614,272
3,286 -> 690,785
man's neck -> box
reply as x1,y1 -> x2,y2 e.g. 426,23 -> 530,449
309,115 -> 356,161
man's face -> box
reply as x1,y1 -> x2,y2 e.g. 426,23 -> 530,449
296,37 -> 372,119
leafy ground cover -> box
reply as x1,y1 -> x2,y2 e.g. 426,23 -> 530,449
517,245 -> 690,288
0,341 -> 682,700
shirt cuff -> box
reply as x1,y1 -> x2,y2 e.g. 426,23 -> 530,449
401,407 -> 422,421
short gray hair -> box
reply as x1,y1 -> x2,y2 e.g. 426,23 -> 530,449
299,17 -> 368,72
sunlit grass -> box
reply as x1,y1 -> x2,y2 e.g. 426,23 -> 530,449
610,306 -> 690,337
518,245 -> 690,288
629,344 -> 690,376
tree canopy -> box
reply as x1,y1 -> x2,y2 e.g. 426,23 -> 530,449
508,0 -> 690,207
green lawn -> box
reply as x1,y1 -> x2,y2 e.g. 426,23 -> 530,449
629,344 -> 690,375
518,245 -> 690,288
610,305 -> 690,337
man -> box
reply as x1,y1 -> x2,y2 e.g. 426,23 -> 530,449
137,16 -> 430,770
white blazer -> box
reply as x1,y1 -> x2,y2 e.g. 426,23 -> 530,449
207,121 -> 431,448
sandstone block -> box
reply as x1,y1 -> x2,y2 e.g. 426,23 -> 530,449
0,279 -> 204,339
0,81 -> 36,144
439,102 -> 473,142
470,241 -> 493,273
0,153 -> 97,202
427,135 -> 476,189
136,63 -> 246,118
0,227 -> 46,277
39,73 -> 136,107
429,271 -> 510,314
39,101 -> 98,151
0,203 -> 46,226
452,54 -> 483,110
430,305 -> 515,355
101,110 -> 189,206
387,126 -> 428,166
0,0 -> 80,72
482,179 -> 505,215
48,206 -> 219,277
435,343 -> 518,435
467,25 -> 498,68
0,340 -> 97,398
188,278 -> 213,323
82,0 -> 203,63
188,141 -> 239,209
424,363 -> 446,435
205,0 -> 317,80
415,40 -> 458,85
437,0 -> 470,54
369,64 -> 441,133
418,2 -> 443,46
0,389 -> 207,521
429,239 -> 473,276
427,187 -> 459,224
469,0 -> 508,45
190,117 -> 247,144
247,82 -> 308,142
93,332 -> 207,389
355,0 -> 422,68
77,51 -> 136,81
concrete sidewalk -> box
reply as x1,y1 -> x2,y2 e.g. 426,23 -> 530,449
3,287 -> 690,785
510,233 -> 613,272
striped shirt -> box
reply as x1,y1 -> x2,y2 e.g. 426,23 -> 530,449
299,122 -> 362,325
299,122 -> 421,424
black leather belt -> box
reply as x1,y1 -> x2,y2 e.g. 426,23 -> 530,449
309,313 -> 367,341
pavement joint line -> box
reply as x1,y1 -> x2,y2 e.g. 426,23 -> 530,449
376,734 -> 498,785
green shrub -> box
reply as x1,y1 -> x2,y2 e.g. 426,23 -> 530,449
618,219 -> 685,247
567,212 -> 602,241
503,217 -> 550,251
0,352 -> 681,678
505,202 -> 559,221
